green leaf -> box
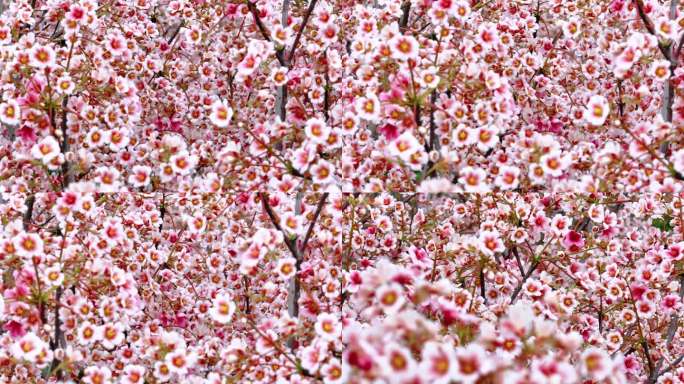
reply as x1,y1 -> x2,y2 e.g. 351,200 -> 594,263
652,214 -> 673,232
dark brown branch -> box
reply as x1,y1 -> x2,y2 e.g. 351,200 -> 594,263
247,1 -> 287,66
23,195 -> 35,231
48,286 -> 64,380
628,278 -> 656,381
287,0 -> 319,65
59,97 -> 71,188
479,267 -> 486,304
166,20 -> 184,44
510,259 -> 540,303
260,193 -> 299,258
512,246 -> 525,276
675,31 -> 684,59
634,0 -> 673,61
247,2 -> 273,42
323,60 -> 330,122
650,274 -> 684,382
399,1 -> 410,33
642,339 -> 656,380
299,193 -> 329,254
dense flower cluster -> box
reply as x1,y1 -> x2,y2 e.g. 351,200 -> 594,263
1,0 -> 684,383
0,0 -> 682,192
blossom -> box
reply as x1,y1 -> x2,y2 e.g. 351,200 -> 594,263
550,214 -> 572,237
44,264 -> 64,286
311,159 -> 335,184
83,366 -> 112,384
185,213 -> 206,233
650,59 -> 671,81
209,294 -> 236,324
77,321 -> 101,345
561,17 -> 581,39
101,217 -> 124,246
321,362 -> 349,384
184,27 -> 202,44
417,67 -> 440,88
459,166 -> 490,193
55,75 -> 76,94
0,100 -> 21,125
0,27 -> 10,44
169,151 -> 198,176
321,24 -> 339,45
153,361 -> 172,382
0,0 -> 680,381
495,165 -> 520,190
378,123 -> 400,141
128,165 -> 152,187
165,349 -> 197,375
539,151 -> 570,177
656,18 -> 676,40
85,128 -> 105,148
14,233 -> 44,259
420,342 -> 457,384
562,230 -> 585,252
614,46 -> 641,76
453,344 -> 493,384
121,365 -> 146,384
389,35 -> 419,61
355,93 -> 381,122
475,125 -> 499,152
580,347 -> 612,381
271,256 -> 296,283
237,53 -> 261,78
31,135 -> 61,163
209,99 -> 233,127
476,23 -> 499,48
340,112 -> 359,135
305,117 -> 331,144
448,0 -> 470,20
531,357 -> 577,383
478,230 -> 505,256
10,333 -> 48,362
376,283 -> 405,313
30,45 -> 56,69
380,343 -> 416,379
100,322 -> 125,349
452,124 -> 476,147
272,66 -> 289,86
387,131 -> 421,163
315,313 -> 341,341
106,31 -> 127,56
584,95 -> 610,126
94,166 -> 122,191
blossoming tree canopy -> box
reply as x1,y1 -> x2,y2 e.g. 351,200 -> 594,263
0,0 -> 684,383
0,0 -> 683,193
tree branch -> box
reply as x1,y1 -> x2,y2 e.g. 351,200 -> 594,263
658,354 -> 684,376
634,0 -> 673,61
287,0 -> 319,65
299,193 -> 329,254
510,259 -> 539,303
23,195 -> 35,231
399,1 -> 411,33
260,193 -> 299,258
650,274 -> 684,382
247,1 -> 287,66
